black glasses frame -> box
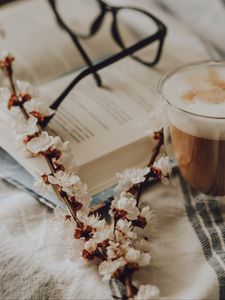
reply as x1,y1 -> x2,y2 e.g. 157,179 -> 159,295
48,0 -> 167,84
77,0 -> 167,67
43,0 -> 167,127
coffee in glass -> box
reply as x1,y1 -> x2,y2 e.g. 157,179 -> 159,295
159,61 -> 225,197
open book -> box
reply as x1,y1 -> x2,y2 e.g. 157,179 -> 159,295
0,0 -> 209,196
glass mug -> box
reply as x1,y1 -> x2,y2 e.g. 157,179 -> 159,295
159,61 -> 225,198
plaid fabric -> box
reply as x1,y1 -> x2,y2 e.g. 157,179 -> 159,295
180,176 -> 225,300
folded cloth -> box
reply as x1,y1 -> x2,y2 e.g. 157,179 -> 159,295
1,175 -> 225,300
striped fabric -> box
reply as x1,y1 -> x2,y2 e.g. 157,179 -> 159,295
180,176 -> 225,300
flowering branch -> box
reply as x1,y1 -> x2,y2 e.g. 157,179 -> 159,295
0,52 -> 171,300
0,53 -> 87,225
127,129 -> 164,206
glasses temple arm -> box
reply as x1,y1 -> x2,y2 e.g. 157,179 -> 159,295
43,32 -> 164,127
47,0 -> 102,87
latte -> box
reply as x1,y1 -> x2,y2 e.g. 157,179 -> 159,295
161,62 -> 225,196
171,125 -> 225,196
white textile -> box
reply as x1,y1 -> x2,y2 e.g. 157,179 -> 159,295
1,178 -> 223,299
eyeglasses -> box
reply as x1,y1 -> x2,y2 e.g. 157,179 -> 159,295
43,0 -> 167,127
76,0 -> 166,66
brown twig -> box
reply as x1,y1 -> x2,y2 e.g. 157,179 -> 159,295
5,65 -> 30,120
128,129 -> 164,206
8,69 -> 16,94
5,64 -> 82,227
124,273 -> 138,299
147,129 -> 164,168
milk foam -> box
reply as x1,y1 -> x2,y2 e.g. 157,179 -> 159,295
184,101 -> 225,117
162,64 -> 225,139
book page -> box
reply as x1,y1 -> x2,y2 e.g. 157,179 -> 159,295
0,0 -> 120,84
43,58 -> 159,165
43,38 -> 209,166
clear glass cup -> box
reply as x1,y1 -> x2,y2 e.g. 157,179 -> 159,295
158,61 -> 225,198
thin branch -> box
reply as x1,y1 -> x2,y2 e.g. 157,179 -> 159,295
128,129 -> 164,205
8,70 -> 16,94
5,65 -> 82,226
124,273 -> 137,299
147,129 -> 164,168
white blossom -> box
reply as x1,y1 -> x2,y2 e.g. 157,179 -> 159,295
14,136 -> 33,157
116,219 -> 137,240
84,239 -> 97,253
16,80 -> 40,98
54,138 -> 78,172
114,196 -> 140,221
14,115 -> 38,137
93,224 -> 114,243
53,208 -> 76,235
125,247 -> 151,266
115,167 -> 150,194
99,257 -> 127,281
133,239 -> 152,253
114,228 -> 131,244
59,150 -> 77,172
48,171 -> 80,188
153,156 -> 171,177
24,98 -> 55,117
153,156 -> 172,184
71,181 -> 88,198
106,241 -> 124,260
70,183 -> 91,213
48,172 -> 91,208
135,284 -> 160,300
106,239 -> 150,267
47,171 -> 91,212
140,206 -> 154,223
78,213 -> 106,231
79,201 -> 90,216
26,131 -> 58,154
106,238 -> 131,260
137,252 -> 151,267
62,180 -> 88,199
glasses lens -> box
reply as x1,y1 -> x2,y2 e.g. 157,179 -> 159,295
57,0 -> 101,36
116,9 -> 160,64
